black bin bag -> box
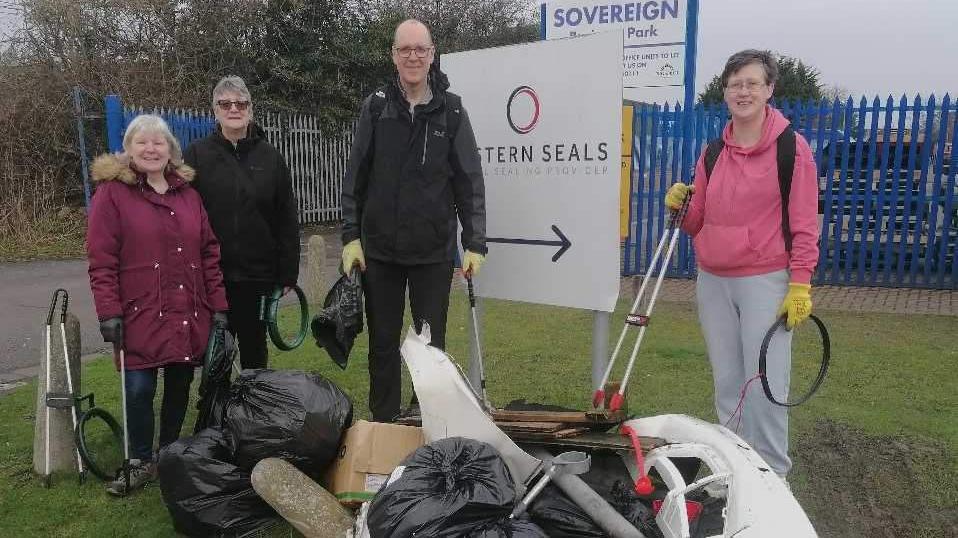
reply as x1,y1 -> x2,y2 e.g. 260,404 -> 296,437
528,483 -> 607,537
158,428 -> 276,537
468,518 -> 550,537
366,437 -> 519,538
223,369 -> 353,474
311,269 -> 363,369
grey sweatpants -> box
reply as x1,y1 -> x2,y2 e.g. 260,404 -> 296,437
696,268 -> 793,476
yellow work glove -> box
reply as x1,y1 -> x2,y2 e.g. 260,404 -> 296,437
462,251 -> 485,277
665,183 -> 693,211
341,239 -> 366,273
778,283 -> 812,330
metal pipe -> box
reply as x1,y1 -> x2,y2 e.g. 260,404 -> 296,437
530,449 -> 646,538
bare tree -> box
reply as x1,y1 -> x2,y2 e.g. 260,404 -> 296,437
0,0 -> 541,234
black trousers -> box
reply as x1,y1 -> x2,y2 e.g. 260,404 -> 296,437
224,281 -> 273,370
364,258 -> 454,422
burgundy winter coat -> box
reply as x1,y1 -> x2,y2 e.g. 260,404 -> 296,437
87,154 -> 229,371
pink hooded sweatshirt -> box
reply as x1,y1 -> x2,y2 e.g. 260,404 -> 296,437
682,106 -> 820,284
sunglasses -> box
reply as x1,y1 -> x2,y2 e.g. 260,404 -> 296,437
216,100 -> 251,111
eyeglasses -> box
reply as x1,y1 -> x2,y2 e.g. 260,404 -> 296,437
216,100 -> 251,111
725,80 -> 767,93
392,45 -> 434,59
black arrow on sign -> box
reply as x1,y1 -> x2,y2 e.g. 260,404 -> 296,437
487,225 -> 572,262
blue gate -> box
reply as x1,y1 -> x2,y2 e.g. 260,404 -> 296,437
623,95 -> 958,289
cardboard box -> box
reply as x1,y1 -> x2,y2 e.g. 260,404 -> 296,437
323,420 -> 425,504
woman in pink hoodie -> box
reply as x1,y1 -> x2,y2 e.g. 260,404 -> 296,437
664,50 -> 820,480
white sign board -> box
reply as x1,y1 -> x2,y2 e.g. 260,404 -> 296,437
542,0 -> 688,101
444,32 -> 622,312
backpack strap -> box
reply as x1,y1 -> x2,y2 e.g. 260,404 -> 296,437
368,88 -> 462,138
369,89 -> 388,124
777,127 -> 796,252
444,92 -> 462,139
704,138 -> 725,182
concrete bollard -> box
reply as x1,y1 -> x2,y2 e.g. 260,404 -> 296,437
251,458 -> 354,538
33,312 -> 82,476
305,234 -> 328,307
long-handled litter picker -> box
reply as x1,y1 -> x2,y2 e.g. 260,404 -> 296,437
593,195 -> 692,412
466,275 -> 494,413
117,344 -> 132,491
42,288 -> 86,486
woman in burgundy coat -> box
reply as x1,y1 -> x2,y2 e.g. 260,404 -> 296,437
87,114 -> 229,496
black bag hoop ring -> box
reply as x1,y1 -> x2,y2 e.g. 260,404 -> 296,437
74,406 -> 124,481
260,284 -> 309,351
759,314 -> 830,407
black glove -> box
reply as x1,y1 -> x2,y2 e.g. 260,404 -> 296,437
99,317 -> 123,346
212,311 -> 229,329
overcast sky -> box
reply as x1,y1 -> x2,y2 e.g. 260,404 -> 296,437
690,0 -> 954,98
0,2 -> 21,40
2,0 -> 955,99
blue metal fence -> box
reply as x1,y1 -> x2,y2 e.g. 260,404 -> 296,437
623,95 -> 958,289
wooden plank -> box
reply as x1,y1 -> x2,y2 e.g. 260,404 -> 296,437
497,421 -> 565,433
392,417 -> 666,450
506,427 -> 590,440
491,409 -> 625,425
515,431 -> 666,452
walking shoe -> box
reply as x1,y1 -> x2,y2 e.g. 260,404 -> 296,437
399,402 -> 421,419
106,459 -> 154,496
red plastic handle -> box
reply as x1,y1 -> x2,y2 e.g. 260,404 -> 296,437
620,425 -> 654,495
609,392 -> 625,412
592,389 -> 605,409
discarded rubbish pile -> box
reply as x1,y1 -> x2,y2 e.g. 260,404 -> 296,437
351,326 -> 818,538
156,323 -> 817,537
158,369 -> 353,537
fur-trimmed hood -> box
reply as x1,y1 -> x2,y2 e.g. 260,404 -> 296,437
90,153 -> 195,185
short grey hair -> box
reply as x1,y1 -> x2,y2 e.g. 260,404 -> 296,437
212,75 -> 252,108
721,49 -> 779,87
122,114 -> 182,164
393,19 -> 433,46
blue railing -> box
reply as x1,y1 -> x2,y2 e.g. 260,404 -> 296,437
106,95 -> 216,154
623,95 -> 958,289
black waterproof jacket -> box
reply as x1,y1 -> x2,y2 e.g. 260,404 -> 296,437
341,68 -> 487,264
184,124 -> 300,286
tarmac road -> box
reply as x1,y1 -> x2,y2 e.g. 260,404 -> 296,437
0,259 -> 105,383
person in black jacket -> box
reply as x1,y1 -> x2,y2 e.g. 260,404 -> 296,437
342,19 -> 487,422
184,75 -> 300,369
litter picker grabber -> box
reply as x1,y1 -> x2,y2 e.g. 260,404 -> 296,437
593,195 -> 692,412
117,344 -> 132,491
42,288 -> 85,486
465,275 -> 494,413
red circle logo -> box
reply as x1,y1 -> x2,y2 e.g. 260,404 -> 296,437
507,86 -> 540,134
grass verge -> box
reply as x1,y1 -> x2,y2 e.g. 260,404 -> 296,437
0,296 -> 955,536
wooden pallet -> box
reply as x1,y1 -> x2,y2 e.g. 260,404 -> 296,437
514,431 -> 666,453
393,405 -> 663,450
395,414 -> 665,452
491,409 -> 627,426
